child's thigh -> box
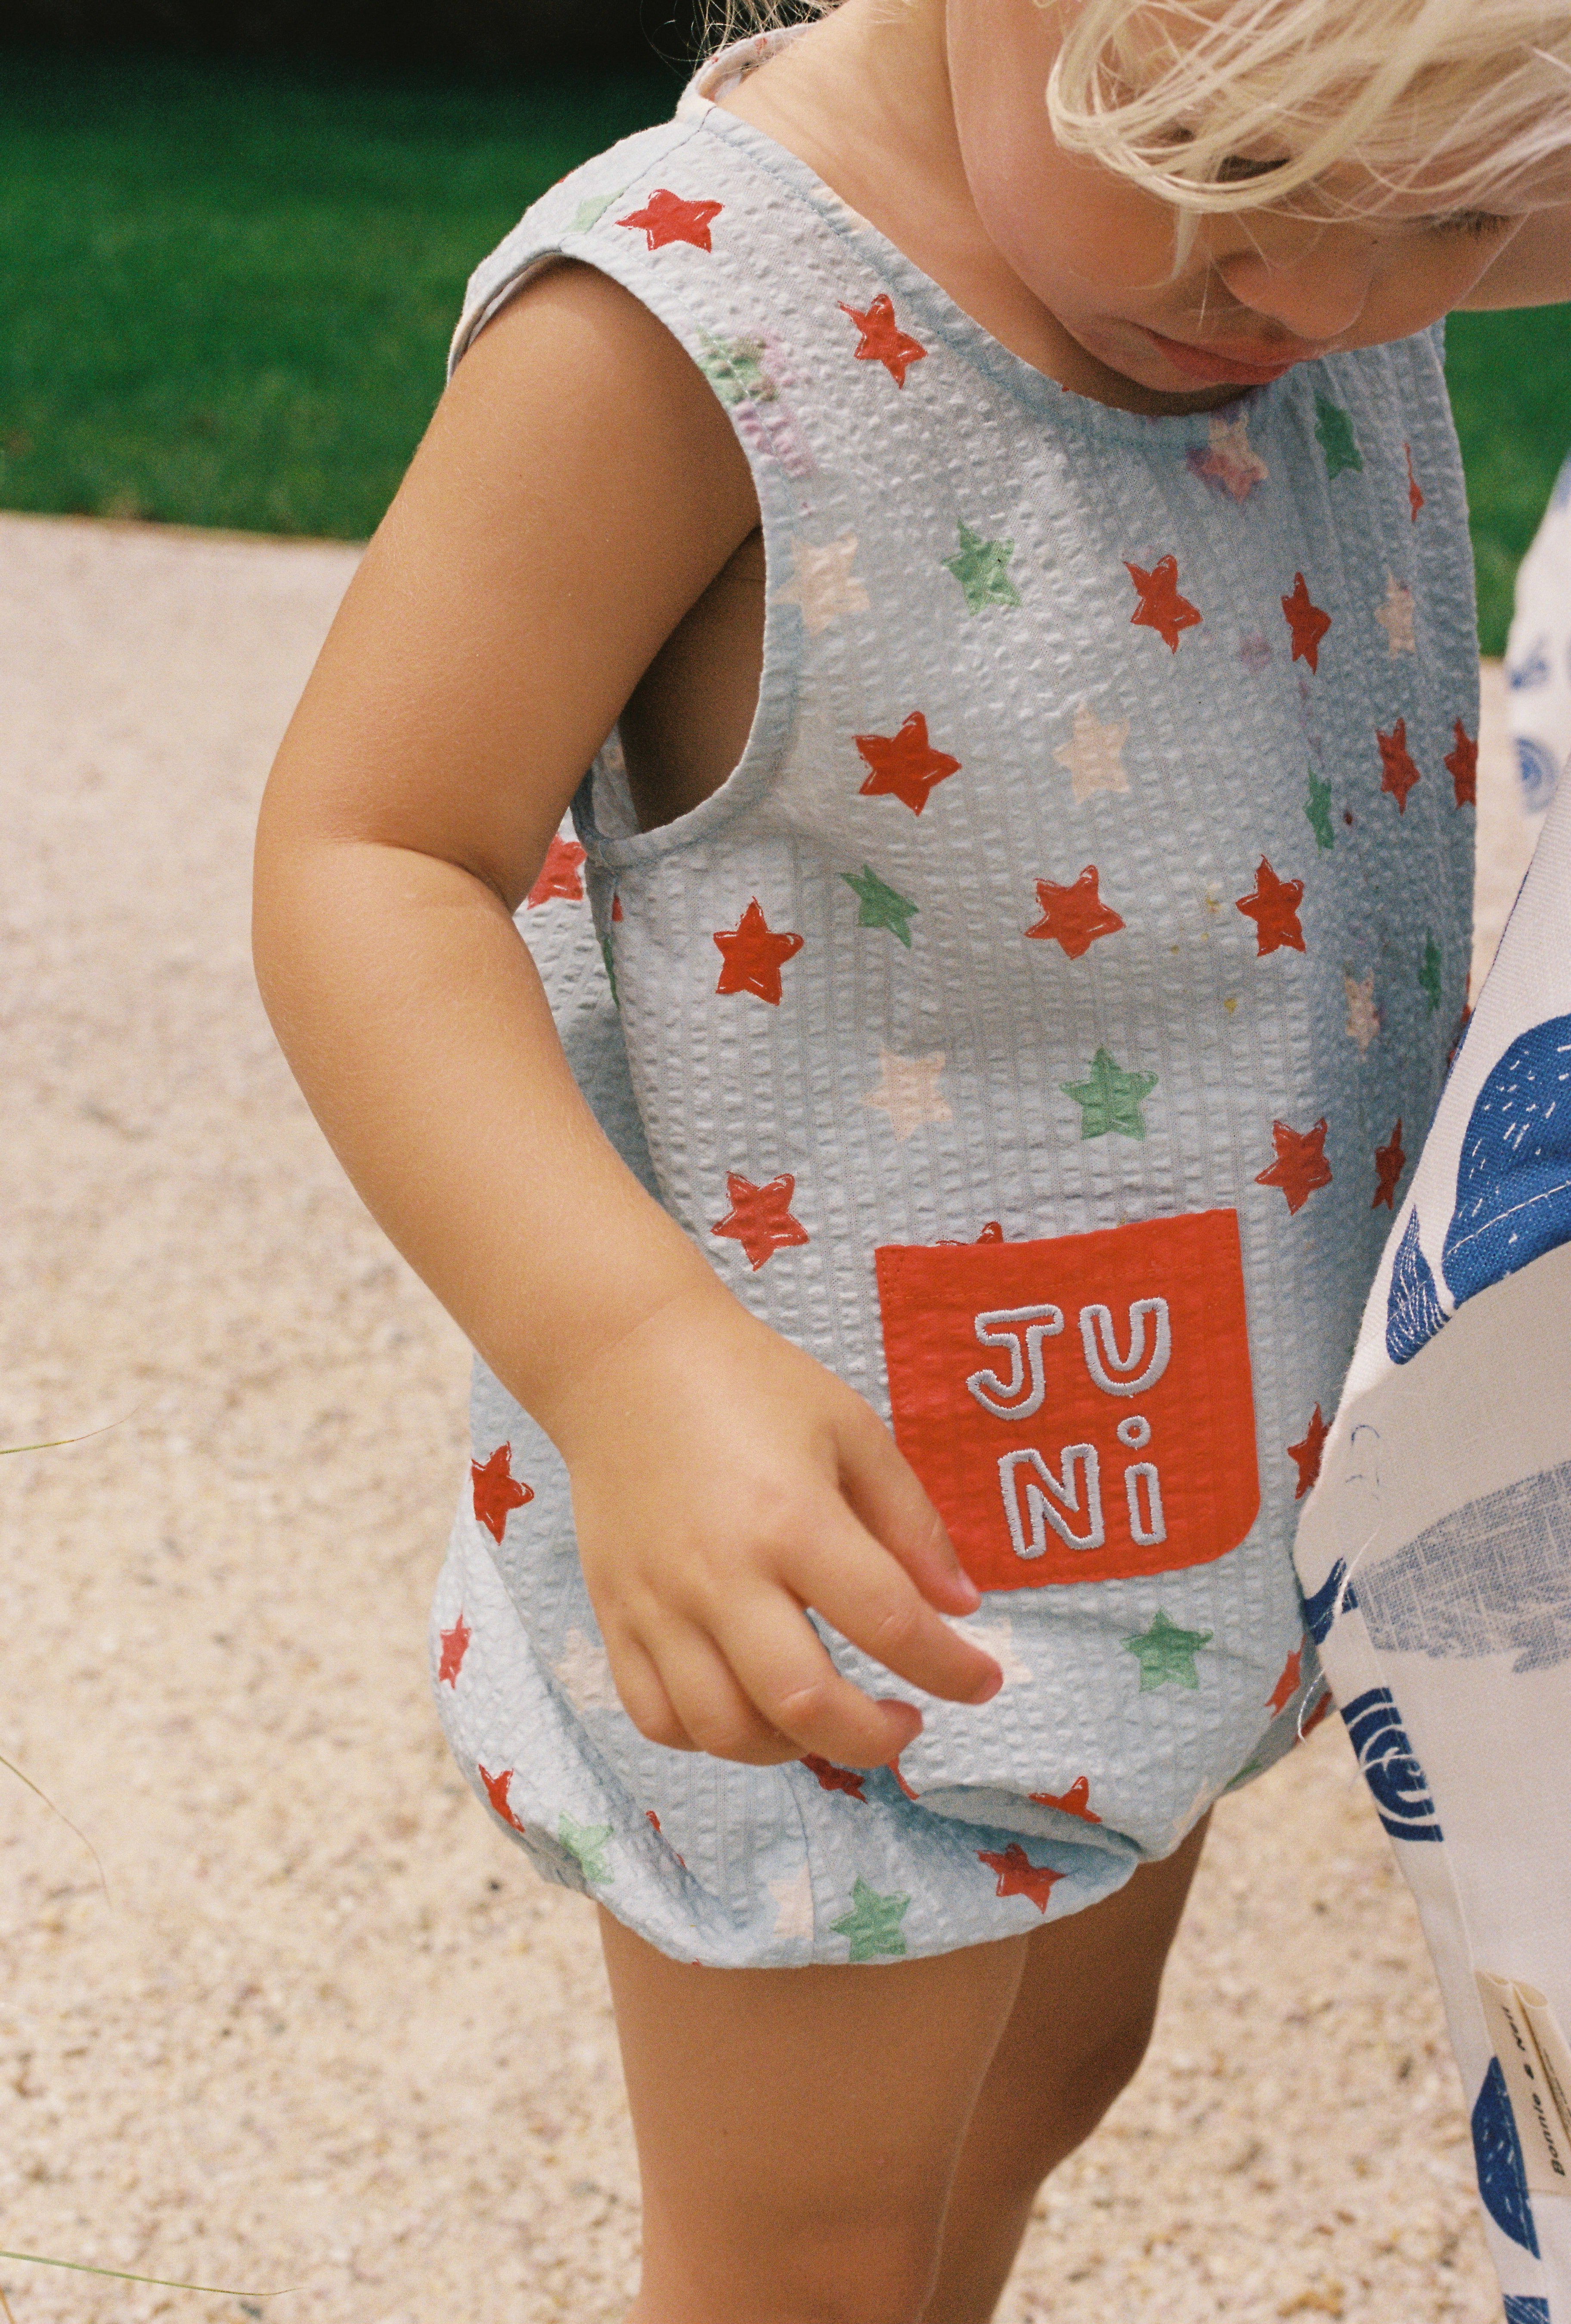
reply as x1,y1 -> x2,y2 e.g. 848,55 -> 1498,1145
598,1905 -> 1030,2324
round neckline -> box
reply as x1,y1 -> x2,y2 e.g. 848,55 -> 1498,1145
677,31 -> 1295,442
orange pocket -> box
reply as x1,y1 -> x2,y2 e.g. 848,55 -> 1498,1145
875,1210 -> 1258,1591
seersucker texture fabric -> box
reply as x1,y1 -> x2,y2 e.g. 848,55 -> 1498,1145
429,33 -> 1478,1966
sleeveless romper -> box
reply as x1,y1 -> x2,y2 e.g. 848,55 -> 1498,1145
429,33 -> 1478,1967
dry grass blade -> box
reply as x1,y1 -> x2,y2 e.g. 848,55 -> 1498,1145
0,2250 -> 295,2299
0,1746 -> 109,1901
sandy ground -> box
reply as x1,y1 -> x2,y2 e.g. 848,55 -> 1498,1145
0,509 -> 1544,2324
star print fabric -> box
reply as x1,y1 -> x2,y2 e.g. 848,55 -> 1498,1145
431,27 -> 1476,1967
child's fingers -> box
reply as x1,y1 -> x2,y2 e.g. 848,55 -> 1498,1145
787,1515 -> 1004,1708
835,1405 -> 982,1616
606,1628 -> 700,1754
707,1592 -> 927,1768
638,1623 -> 818,1767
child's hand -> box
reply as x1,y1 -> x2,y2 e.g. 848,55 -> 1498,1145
550,1283 -> 1003,1769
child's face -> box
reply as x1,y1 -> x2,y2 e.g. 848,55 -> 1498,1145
946,0 -> 1537,400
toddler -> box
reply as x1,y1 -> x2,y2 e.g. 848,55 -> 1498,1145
253,1 -> 1571,2316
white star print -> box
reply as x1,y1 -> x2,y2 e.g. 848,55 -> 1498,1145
1203,412 -> 1270,500
775,533 -> 870,636
1345,970 -> 1381,1054
768,1862 -> 815,1942
552,1626 -> 619,1712
865,1046 -> 951,1138
1054,699 -> 1131,802
945,1613 -> 1032,1689
1375,574 -> 1416,655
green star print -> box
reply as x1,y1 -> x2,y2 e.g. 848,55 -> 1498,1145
943,522 -> 1021,614
830,1876 -> 911,1962
1304,769 -> 1335,852
1061,1048 -> 1159,1139
1123,1609 -> 1214,1692
1419,931 -> 1443,1013
696,331 -> 775,406
558,1814 -> 614,1884
841,863 -> 919,947
570,191 -> 619,233
1314,394 -> 1363,478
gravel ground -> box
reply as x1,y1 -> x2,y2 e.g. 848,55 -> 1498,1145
0,509 -> 1541,2324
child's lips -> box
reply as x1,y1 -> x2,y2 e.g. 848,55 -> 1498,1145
1140,326 -> 1322,384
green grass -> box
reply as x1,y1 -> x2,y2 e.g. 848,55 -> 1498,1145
0,48 -> 675,540
0,45 -> 1567,649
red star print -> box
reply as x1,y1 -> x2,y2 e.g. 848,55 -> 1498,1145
1405,443 -> 1425,523
471,1444 -> 533,1544
1236,857 -> 1306,956
855,711 -> 961,814
713,898 -> 805,1004
1267,1643 -> 1305,1714
527,832 -> 586,907
711,1171 -> 810,1270
1125,553 -> 1202,652
1377,718 -> 1422,814
438,1612 -> 471,1686
1288,1403 -> 1329,1498
1447,1003 -> 1474,1073
1373,1119 -> 1407,1210
1280,572 -> 1332,672
839,293 -> 927,385
1256,1117 -> 1332,1214
1026,865 -> 1126,959
802,1754 -> 867,1801
977,1843 -> 1064,1913
1301,1685 -> 1336,1736
1445,719 -> 1478,808
479,1764 -> 527,1833
611,891 -> 624,921
617,187 -> 723,251
1029,1775 -> 1102,1824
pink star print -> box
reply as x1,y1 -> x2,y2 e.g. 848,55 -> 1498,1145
711,1172 -> 810,1270
1255,1117 -> 1332,1215
1288,1404 -> 1329,1499
854,711 -> 961,813
1125,553 -> 1202,652
1026,866 -> 1125,959
438,1613 -> 471,1687
527,833 -> 586,907
839,294 -> 926,385
1280,573 -> 1332,673
1445,720 -> 1478,808
471,1444 -> 534,1545
1236,857 -> 1306,956
1377,719 -> 1423,814
617,188 -> 723,251
713,899 -> 804,1004
977,1843 -> 1063,1913
1373,1119 -> 1407,1210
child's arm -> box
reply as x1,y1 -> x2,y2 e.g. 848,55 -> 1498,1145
253,263 -> 1001,1770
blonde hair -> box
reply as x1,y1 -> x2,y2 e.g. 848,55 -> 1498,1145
711,0 -> 1571,216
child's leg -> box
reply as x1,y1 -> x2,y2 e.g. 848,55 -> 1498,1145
598,1819 -> 1206,2324
922,1816 -> 1210,2324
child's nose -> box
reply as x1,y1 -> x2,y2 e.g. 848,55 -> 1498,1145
1215,237 -> 1379,346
